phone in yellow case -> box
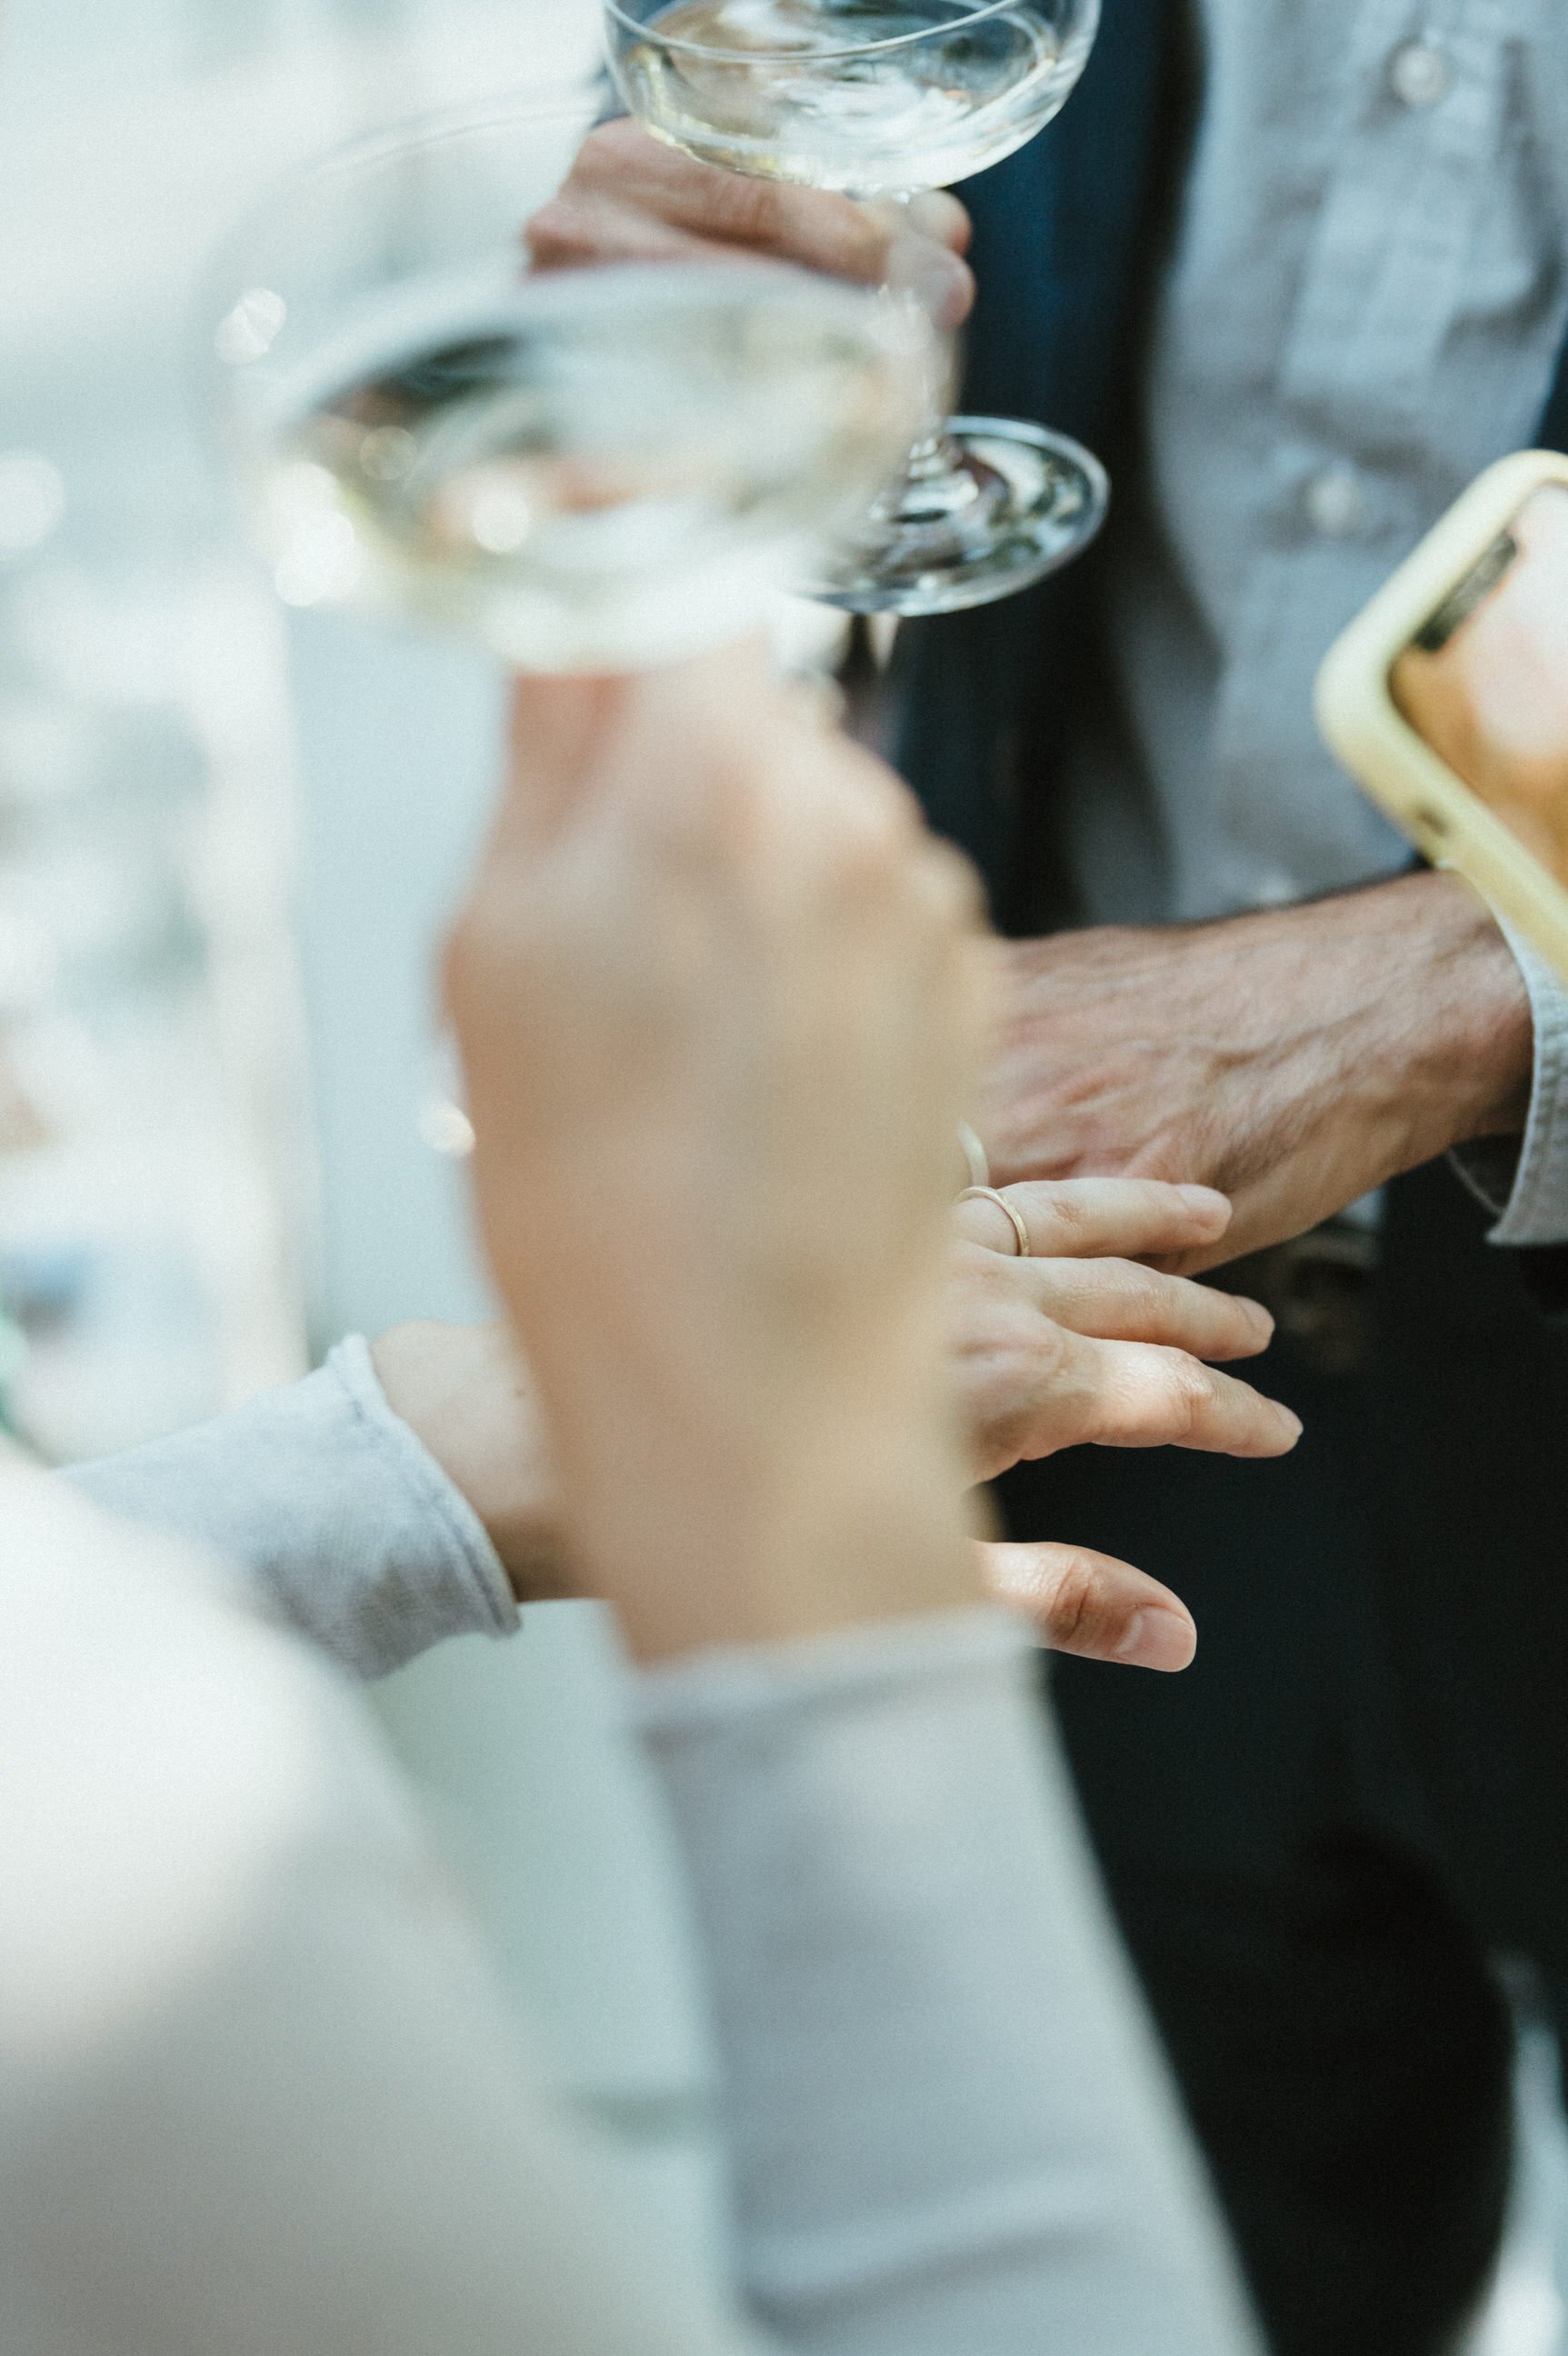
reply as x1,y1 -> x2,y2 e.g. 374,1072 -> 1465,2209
1315,448 -> 1568,985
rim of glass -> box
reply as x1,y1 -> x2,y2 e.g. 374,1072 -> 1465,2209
604,0 -> 1041,66
203,84 -> 604,393
219,82 -> 604,244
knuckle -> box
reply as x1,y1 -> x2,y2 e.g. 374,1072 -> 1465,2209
957,1322 -> 1069,1471
524,195 -> 596,265
1155,1348 -> 1213,1439
1040,1185 -> 1094,1238
1023,1313 -> 1070,1387
844,205 -> 899,280
1043,1551 -> 1108,1652
716,169 -> 787,246
980,1399 -> 1041,1471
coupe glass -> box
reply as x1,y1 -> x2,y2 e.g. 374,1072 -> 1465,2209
604,0 -> 1107,615
206,90 -> 935,671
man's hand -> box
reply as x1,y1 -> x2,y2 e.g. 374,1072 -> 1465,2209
947,1178 -> 1299,1478
527,118 -> 975,326
982,871 -> 1533,1273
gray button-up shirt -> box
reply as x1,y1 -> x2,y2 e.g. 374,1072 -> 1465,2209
1065,0 -> 1568,1240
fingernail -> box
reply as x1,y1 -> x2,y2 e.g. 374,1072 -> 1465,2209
1176,1184 -> 1230,1224
1275,1404 -> 1303,1443
1114,1608 -> 1196,1672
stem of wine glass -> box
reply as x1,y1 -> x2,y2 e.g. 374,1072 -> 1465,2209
881,190 -> 984,524
885,190 -> 944,464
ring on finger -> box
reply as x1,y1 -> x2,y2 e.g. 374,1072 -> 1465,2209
956,1185 -> 1032,1259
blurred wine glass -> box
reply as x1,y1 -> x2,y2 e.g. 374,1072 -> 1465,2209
208,87 -> 936,672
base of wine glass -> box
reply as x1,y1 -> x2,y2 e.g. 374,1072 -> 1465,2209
808,418 -> 1109,618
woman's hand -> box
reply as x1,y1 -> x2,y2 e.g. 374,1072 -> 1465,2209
439,654 -> 1302,1669
368,1321 -> 571,1601
444,647 -> 987,1662
979,1540 -> 1197,1672
371,1184 -> 1298,1536
947,1178 -> 1300,1482
368,1240 -> 1270,1672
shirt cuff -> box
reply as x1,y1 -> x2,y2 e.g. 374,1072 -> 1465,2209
629,1606 -> 1263,2353
630,1605 -> 1032,1741
1452,914 -> 1568,1245
65,1335 -> 518,1680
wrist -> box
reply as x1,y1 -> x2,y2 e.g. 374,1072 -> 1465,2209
569,1412 -> 979,1665
369,1323 -> 566,1602
1379,872 -> 1533,1154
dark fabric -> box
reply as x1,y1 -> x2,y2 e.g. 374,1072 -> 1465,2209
892,14 -> 1568,2343
1004,1161 -> 1563,2354
1371,1162 -> 1568,1959
894,0 -> 1197,926
1541,356 -> 1568,459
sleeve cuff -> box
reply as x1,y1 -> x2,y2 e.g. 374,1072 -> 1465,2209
65,1336 -> 519,1680
630,1606 -> 1033,1742
1452,914 -> 1568,1246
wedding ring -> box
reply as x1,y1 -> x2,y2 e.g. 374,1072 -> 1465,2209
956,1185 -> 1032,1259
957,1121 -> 990,1191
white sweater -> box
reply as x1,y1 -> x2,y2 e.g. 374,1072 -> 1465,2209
0,1350 -> 1263,2355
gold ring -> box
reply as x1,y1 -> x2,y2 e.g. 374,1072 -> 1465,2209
956,1185 -> 1031,1259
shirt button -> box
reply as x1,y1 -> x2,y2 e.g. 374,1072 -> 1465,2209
1303,463 -> 1366,538
1246,869 -> 1299,912
1388,38 -> 1451,109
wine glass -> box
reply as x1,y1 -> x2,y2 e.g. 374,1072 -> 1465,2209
206,89 -> 936,672
604,0 -> 1107,617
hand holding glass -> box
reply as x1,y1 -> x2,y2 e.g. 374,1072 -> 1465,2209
604,0 -> 1107,615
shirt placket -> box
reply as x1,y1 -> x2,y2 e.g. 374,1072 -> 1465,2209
1211,0 -> 1513,896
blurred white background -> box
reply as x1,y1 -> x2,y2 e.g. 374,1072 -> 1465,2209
0,0 -> 1562,2338
0,0 -> 723,2271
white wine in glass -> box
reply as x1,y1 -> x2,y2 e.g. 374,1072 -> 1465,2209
209,93 -> 934,672
605,0 -> 1107,616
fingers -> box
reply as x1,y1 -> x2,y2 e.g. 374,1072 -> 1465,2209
861,197 -> 975,325
526,185 -> 715,270
1067,1334 -> 1303,1458
900,190 -> 973,254
1022,1255 -> 1273,1362
951,1175 -> 1233,1262
979,1540 -> 1196,1672
528,121 -> 975,324
949,1256 -> 1300,1478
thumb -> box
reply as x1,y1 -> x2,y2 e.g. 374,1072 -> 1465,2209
978,1540 -> 1197,1672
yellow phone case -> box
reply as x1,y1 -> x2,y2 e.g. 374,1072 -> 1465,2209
1314,448 -> 1568,985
